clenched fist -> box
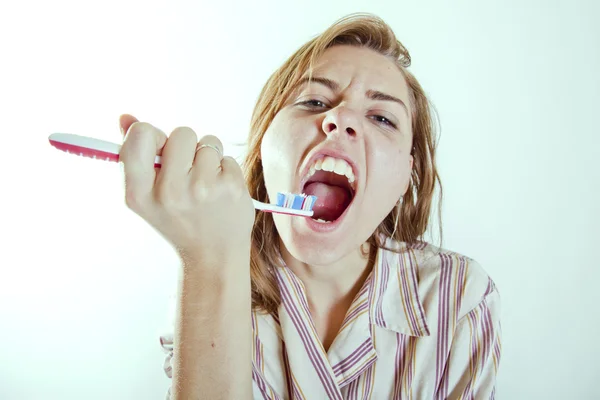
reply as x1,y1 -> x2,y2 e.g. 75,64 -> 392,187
118,114 -> 255,269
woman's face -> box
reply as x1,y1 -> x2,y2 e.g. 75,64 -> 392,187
260,45 -> 414,266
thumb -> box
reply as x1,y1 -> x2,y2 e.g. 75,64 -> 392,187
119,114 -> 139,137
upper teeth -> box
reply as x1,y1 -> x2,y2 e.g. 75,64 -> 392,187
305,156 -> 356,188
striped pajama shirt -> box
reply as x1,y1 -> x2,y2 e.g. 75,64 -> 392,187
160,239 -> 501,399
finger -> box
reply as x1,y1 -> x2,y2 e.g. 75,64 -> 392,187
160,127 -> 198,179
219,155 -> 250,199
119,114 -> 139,138
220,156 -> 245,185
190,135 -> 224,180
119,121 -> 168,209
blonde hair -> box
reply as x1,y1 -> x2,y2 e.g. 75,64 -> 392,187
241,13 -> 442,314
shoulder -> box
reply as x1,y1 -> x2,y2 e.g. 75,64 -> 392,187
414,241 -> 499,318
383,240 -> 500,320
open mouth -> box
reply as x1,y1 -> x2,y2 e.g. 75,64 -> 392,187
301,157 -> 356,223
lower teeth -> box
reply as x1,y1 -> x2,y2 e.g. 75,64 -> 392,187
314,218 -> 331,223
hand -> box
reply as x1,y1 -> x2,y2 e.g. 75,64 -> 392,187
118,114 -> 255,268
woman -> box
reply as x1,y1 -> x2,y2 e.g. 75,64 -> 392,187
119,13 -> 501,399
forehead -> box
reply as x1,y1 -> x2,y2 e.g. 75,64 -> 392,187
305,45 -> 410,99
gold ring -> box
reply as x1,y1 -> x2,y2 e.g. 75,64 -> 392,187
196,143 -> 222,159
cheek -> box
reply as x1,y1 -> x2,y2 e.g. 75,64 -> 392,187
261,113 -> 313,170
368,148 -> 412,199
261,117 -> 285,165
260,131 -> 285,189
260,117 -> 300,195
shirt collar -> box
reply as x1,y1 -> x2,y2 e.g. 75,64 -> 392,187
270,240 -> 429,393
368,238 -> 430,337
274,238 -> 430,337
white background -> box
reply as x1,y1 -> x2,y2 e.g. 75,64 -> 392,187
1,0 -> 598,399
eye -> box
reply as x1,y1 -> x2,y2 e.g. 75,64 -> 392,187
298,99 -> 329,109
370,115 -> 397,129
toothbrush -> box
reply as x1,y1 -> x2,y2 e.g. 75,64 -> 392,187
48,133 -> 317,217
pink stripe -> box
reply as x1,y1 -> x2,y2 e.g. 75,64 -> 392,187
343,301 -> 369,326
332,338 -> 372,374
494,323 -> 502,362
252,364 -> 282,400
412,241 -> 427,250
337,354 -> 376,387
276,274 -> 342,400
345,378 -> 360,399
399,254 -> 420,334
374,255 -> 390,327
357,279 -> 370,297
435,253 -> 452,399
462,311 -> 479,398
252,317 -> 263,369
392,333 -> 405,399
484,277 -> 494,296
278,280 -> 334,393
252,367 -> 267,399
455,257 -> 466,315
282,342 -> 305,400
341,277 -> 371,327
284,269 -> 312,313
279,287 -> 336,397
332,340 -> 377,386
407,250 -> 430,334
281,342 -> 294,399
361,364 -> 374,399
407,338 -> 414,395
481,301 -> 494,370
435,254 -> 446,386
442,254 -> 453,397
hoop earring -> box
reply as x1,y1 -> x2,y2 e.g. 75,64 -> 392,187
390,197 -> 403,239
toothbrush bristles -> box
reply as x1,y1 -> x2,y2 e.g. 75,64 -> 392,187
276,192 -> 317,211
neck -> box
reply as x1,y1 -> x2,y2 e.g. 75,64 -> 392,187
279,241 -> 375,318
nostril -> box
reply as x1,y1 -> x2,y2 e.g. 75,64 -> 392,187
346,127 -> 356,136
326,123 -> 337,132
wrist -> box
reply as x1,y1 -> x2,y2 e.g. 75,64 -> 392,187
178,250 -> 251,291
178,242 -> 251,272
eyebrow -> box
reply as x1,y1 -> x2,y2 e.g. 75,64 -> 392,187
295,76 -> 409,116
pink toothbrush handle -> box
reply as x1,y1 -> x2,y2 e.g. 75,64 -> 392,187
48,133 -> 315,217
48,133 -> 162,168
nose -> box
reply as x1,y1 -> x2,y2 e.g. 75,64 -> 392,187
322,107 -> 359,139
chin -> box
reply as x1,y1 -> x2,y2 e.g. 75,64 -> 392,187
273,212 -> 365,267
281,233 -> 354,267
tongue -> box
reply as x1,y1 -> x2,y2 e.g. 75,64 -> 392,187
303,182 -> 352,221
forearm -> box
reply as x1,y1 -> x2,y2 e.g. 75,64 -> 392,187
171,255 -> 252,400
